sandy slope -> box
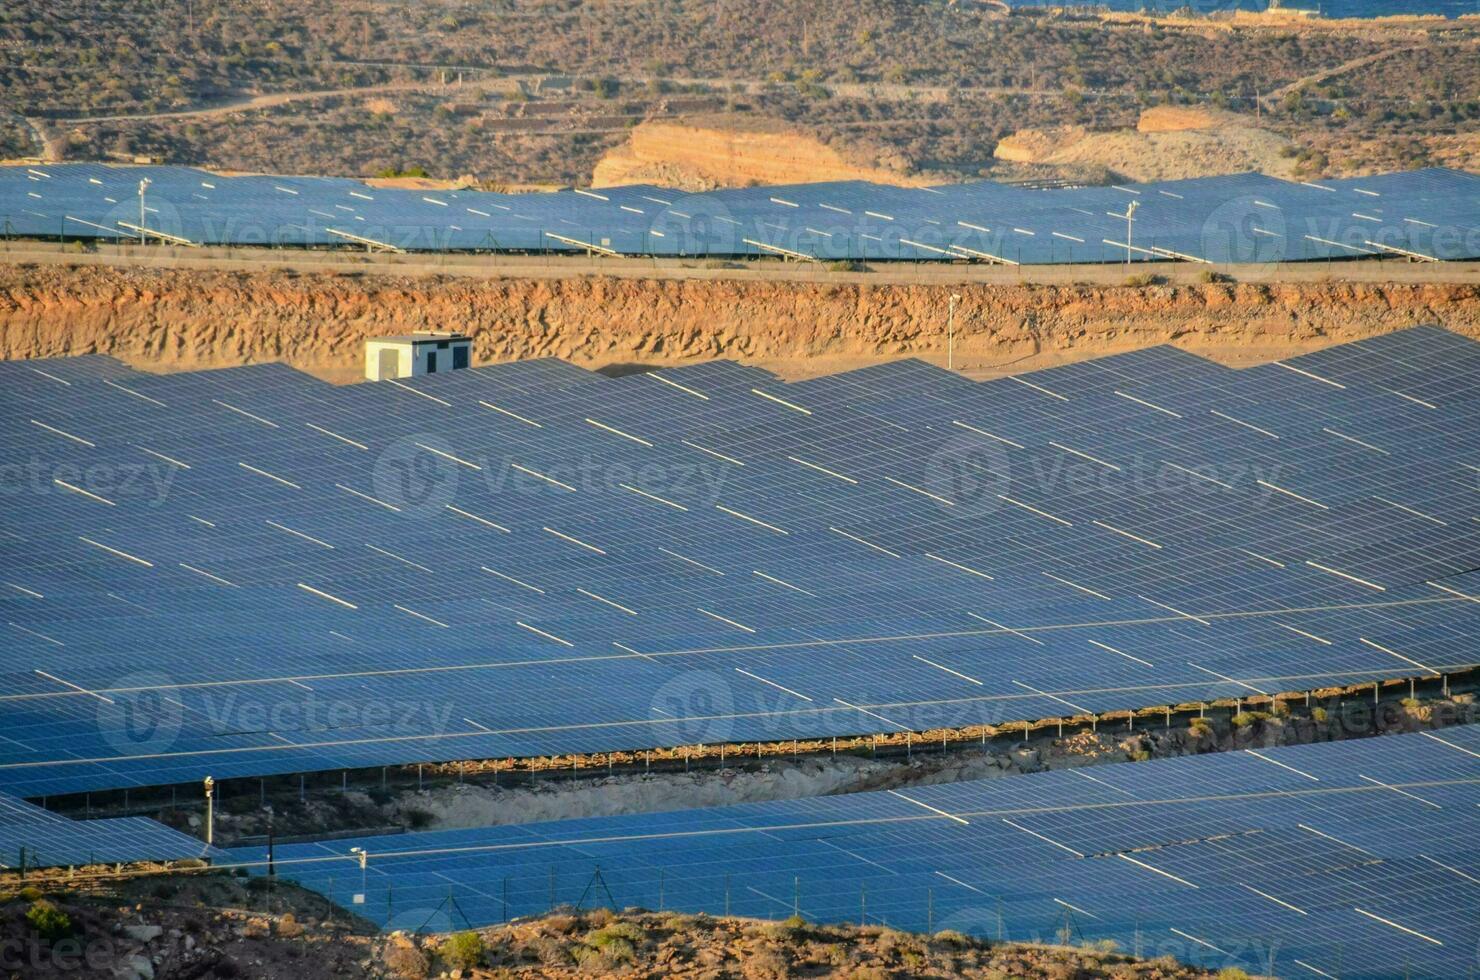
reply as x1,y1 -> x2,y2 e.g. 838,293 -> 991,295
1,264 -> 1475,384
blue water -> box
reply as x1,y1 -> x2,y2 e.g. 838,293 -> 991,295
1005,0 -> 1476,17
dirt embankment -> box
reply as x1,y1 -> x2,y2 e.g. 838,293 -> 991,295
592,118 -> 924,190
995,107 -> 1298,182
2,264 -> 1477,383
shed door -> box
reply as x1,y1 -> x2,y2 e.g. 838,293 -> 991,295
377,348 -> 399,380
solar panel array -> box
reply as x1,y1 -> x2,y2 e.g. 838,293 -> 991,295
3,327 -> 1480,798
0,788 -> 212,868
3,163 -> 1477,263
232,726 -> 1480,978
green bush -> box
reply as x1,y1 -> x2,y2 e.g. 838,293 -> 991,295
26,899 -> 72,941
586,920 -> 645,946
1231,710 -> 1273,728
438,931 -> 486,971
1311,706 -> 1329,722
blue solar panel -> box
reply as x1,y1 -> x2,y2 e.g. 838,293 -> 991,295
2,328 -> 1480,797
231,726 -> 1480,977
0,789 -> 213,868
3,164 -> 1476,263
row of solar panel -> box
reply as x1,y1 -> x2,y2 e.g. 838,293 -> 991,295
0,789 -> 211,869
1,328 -> 1478,797
231,725 -> 1480,978
3,163 -> 1476,262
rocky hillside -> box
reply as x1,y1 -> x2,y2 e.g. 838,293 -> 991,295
1,263 -> 1477,383
0,874 -> 1225,980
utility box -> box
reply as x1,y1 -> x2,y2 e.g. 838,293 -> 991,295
365,333 -> 472,381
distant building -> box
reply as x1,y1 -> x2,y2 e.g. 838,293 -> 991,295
365,333 -> 472,381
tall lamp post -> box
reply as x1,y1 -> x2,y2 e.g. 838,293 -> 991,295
350,846 -> 368,905
202,775 -> 214,846
137,178 -> 151,247
947,293 -> 961,371
1124,200 -> 1140,269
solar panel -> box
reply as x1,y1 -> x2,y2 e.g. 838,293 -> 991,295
2,328 -> 1479,797
0,789 -> 213,868
230,726 -> 1480,977
4,164 -> 1476,262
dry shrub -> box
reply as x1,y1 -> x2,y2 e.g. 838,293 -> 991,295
542,913 -> 578,935
275,912 -> 303,938
741,945 -> 792,980
383,938 -> 430,980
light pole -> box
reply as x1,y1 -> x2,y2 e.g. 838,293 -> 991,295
202,775 -> 214,846
137,178 -> 151,247
947,293 -> 961,371
350,846 -> 368,905
1124,200 -> 1139,269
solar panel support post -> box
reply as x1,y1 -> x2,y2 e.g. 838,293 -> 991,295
793,876 -> 799,916
927,887 -> 934,934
